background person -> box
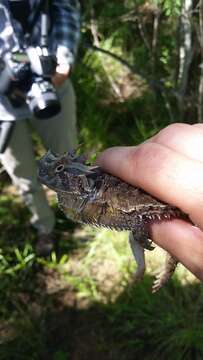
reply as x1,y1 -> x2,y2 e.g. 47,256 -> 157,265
0,0 -> 81,255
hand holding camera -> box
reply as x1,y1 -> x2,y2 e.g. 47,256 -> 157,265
52,63 -> 71,88
0,47 -> 61,119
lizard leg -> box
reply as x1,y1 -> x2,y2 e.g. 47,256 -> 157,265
152,253 -> 178,293
129,231 -> 146,281
133,225 -> 155,250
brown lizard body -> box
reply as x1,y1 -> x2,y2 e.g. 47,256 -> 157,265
38,149 -> 189,292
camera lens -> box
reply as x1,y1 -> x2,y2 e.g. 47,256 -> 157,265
27,79 -> 61,119
29,93 -> 61,119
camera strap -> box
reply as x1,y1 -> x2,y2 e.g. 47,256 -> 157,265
26,0 -> 50,39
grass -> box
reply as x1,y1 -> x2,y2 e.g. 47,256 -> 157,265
0,188 -> 203,360
0,2 -> 202,358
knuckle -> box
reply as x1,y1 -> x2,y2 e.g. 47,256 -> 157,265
156,123 -> 187,140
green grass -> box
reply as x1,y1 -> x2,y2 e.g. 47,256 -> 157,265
0,2 -> 202,358
0,191 -> 203,359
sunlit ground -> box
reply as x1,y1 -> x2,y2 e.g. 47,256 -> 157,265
0,183 -> 203,360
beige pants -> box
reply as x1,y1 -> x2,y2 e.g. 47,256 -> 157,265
0,79 -> 77,234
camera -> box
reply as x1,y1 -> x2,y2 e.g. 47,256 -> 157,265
0,46 -> 61,119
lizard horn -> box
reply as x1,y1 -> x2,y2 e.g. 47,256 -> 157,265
43,150 -> 60,162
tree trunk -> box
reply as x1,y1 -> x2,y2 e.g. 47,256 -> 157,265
198,0 -> 203,122
177,0 -> 193,119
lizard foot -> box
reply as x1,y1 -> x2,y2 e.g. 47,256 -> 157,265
152,253 -> 178,293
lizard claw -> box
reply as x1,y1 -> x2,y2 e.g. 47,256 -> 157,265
151,275 -> 163,293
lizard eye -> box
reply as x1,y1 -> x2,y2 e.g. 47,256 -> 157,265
55,164 -> 64,173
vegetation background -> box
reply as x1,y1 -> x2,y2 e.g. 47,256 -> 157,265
1,0 -> 203,359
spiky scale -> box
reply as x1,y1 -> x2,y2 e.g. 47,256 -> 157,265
38,149 -> 190,292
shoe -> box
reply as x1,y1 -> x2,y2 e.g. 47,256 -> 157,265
36,232 -> 55,256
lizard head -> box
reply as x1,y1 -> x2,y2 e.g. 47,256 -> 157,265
38,148 -> 101,194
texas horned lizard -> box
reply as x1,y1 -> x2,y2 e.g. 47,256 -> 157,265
38,149 -> 189,292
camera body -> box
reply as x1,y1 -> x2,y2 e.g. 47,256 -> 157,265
0,46 -> 61,119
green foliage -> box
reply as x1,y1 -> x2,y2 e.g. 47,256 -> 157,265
0,0 -> 201,359
53,351 -> 69,360
160,0 -> 181,16
1,192 -> 203,359
103,282 -> 203,360
0,244 -> 35,275
76,0 -> 189,153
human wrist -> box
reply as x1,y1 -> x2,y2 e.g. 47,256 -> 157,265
56,63 -> 71,76
56,45 -> 74,68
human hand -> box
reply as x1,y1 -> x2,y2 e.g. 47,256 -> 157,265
52,64 -> 70,87
97,123 -> 203,281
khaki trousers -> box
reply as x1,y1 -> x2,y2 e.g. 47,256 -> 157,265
0,79 -> 77,234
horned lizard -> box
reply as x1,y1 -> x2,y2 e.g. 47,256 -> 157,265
38,149 -> 189,292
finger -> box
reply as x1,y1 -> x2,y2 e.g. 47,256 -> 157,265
97,144 -> 203,227
151,219 -> 203,281
148,123 -> 203,162
193,123 -> 203,132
